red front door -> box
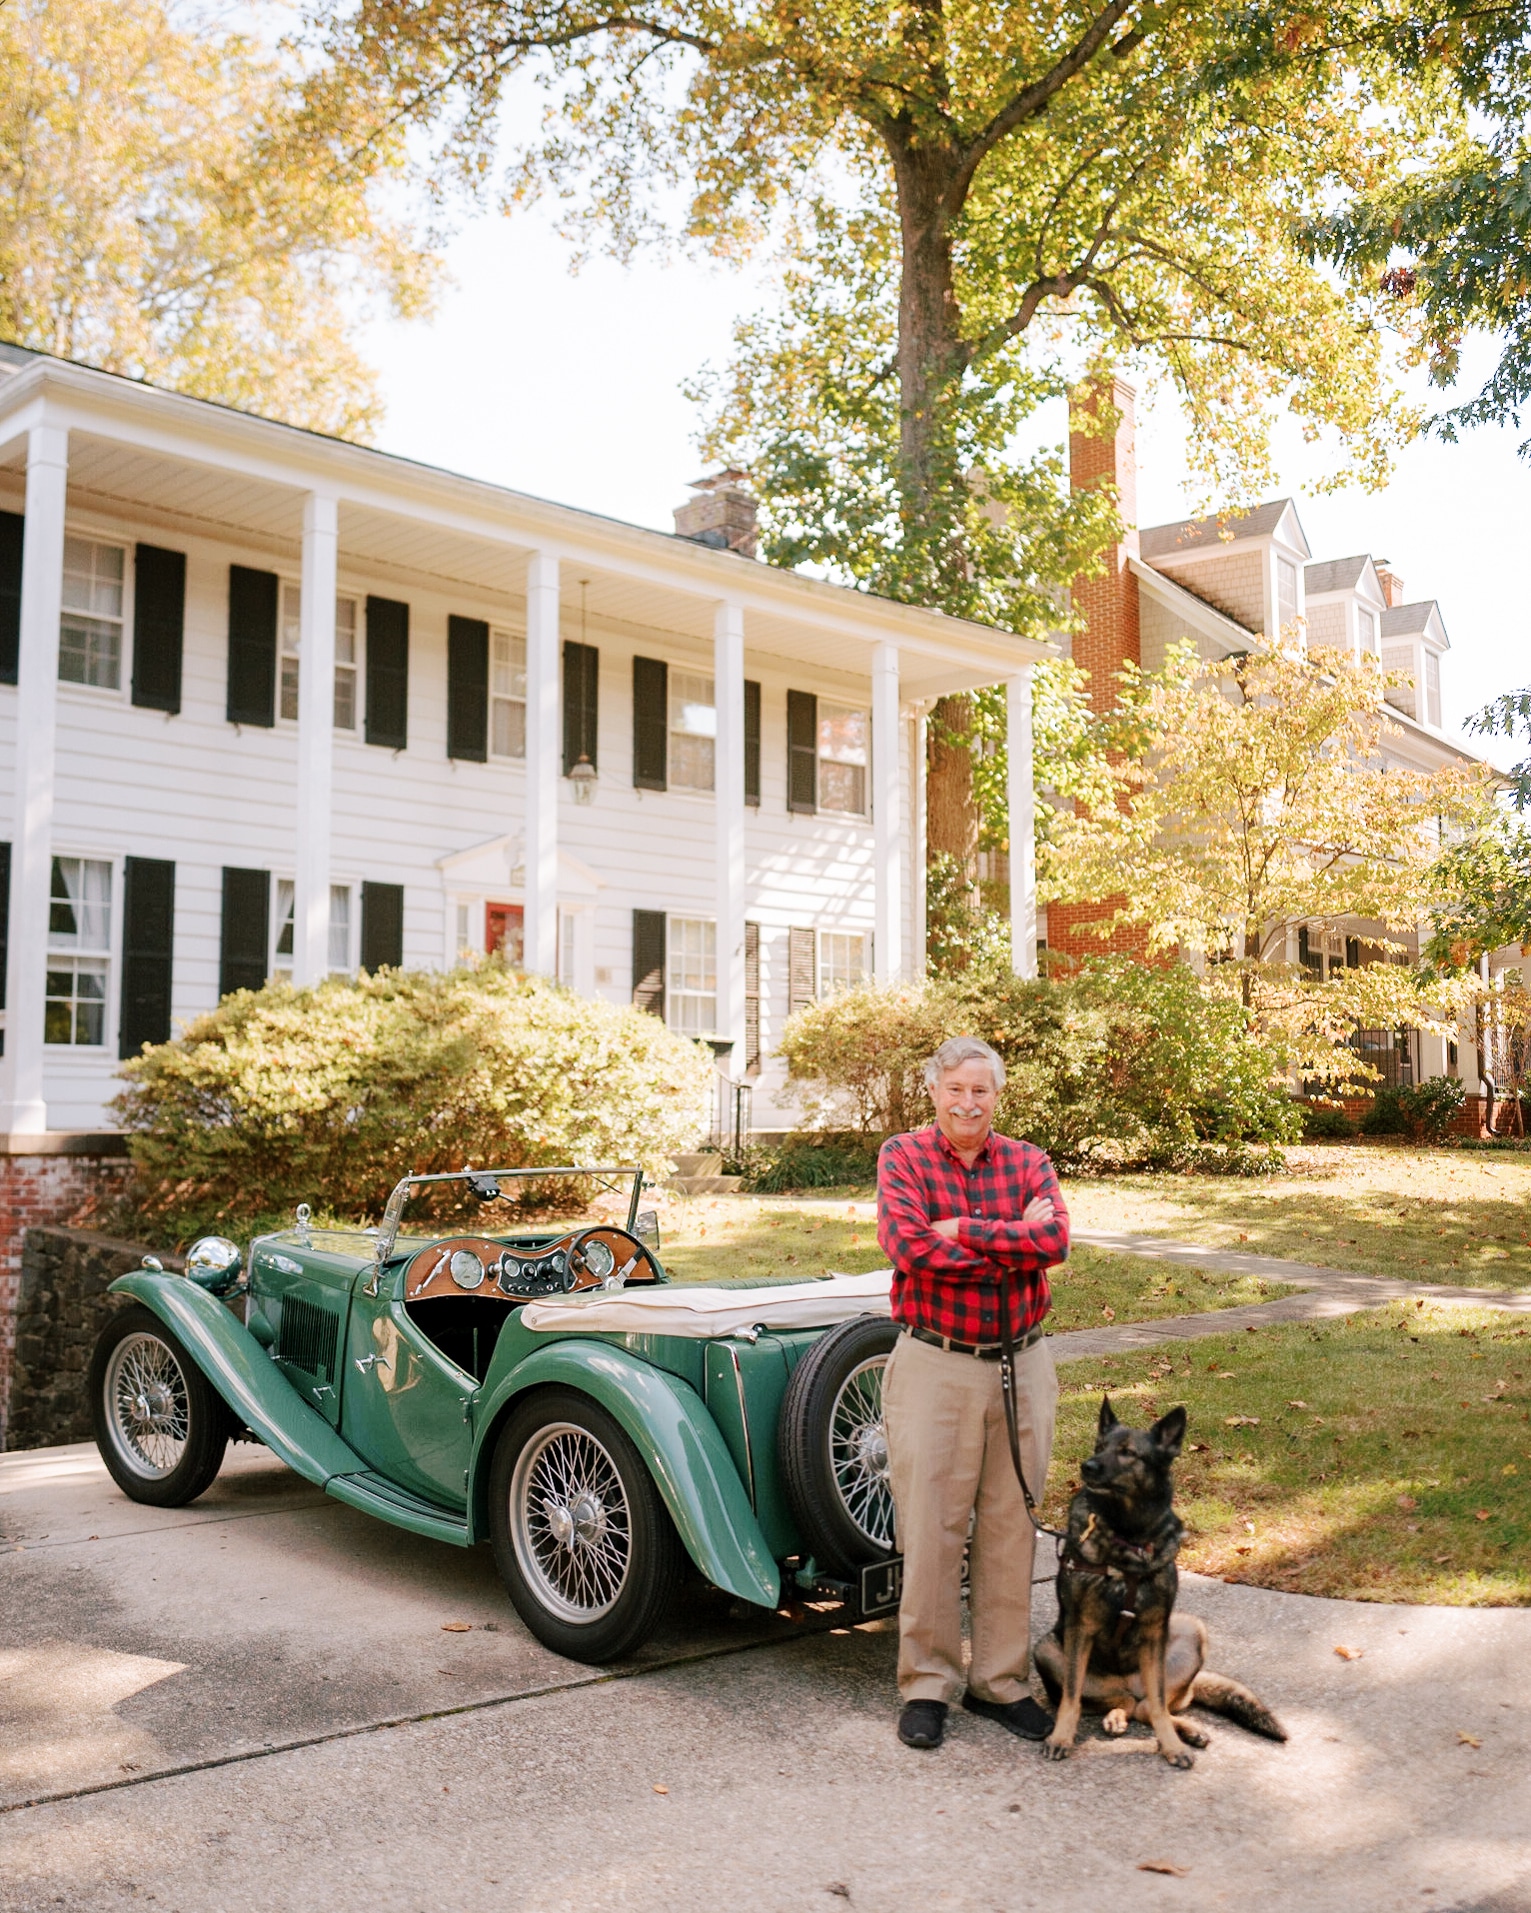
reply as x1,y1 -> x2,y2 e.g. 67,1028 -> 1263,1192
486,903 -> 524,966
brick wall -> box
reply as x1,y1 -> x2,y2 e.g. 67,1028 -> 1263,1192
1068,377 -> 1140,717
0,1146 -> 131,1448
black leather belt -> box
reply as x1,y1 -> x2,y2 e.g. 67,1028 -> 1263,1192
902,1322 -> 1046,1361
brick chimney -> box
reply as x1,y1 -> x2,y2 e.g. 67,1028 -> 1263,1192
1068,377 -> 1141,714
1373,562 -> 1406,609
673,470 -> 758,558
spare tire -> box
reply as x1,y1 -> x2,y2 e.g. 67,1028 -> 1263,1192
778,1315 -> 899,1576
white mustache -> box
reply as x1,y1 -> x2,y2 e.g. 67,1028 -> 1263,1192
949,1106 -> 985,1119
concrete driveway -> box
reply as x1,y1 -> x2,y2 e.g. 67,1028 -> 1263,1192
2,1440 -> 1529,1912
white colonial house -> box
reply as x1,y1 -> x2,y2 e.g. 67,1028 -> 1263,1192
0,344 -> 1050,1139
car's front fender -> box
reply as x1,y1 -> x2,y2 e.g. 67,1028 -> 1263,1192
471,1339 -> 780,1610
108,1272 -> 365,1486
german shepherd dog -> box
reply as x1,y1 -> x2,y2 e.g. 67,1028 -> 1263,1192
1034,1398 -> 1287,1767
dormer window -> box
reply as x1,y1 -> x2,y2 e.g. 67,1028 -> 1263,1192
1276,556 -> 1298,633
1357,606 -> 1378,657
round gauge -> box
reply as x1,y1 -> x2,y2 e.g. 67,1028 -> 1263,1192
582,1238 -> 616,1281
449,1249 -> 486,1291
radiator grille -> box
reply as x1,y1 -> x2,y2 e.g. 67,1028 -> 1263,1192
277,1295 -> 341,1382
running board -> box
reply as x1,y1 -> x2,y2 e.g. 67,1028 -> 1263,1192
327,1470 -> 471,1547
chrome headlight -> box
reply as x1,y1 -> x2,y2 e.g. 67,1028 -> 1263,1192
184,1236 -> 244,1296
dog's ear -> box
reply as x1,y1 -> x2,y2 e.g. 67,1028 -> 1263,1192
1151,1405 -> 1187,1459
1097,1395 -> 1119,1440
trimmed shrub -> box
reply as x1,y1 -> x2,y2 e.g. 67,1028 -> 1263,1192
738,1132 -> 883,1193
1359,1088 -> 1406,1136
113,964 -> 714,1235
777,960 -> 1299,1171
1397,1076 -> 1466,1142
1301,1101 -> 1356,1140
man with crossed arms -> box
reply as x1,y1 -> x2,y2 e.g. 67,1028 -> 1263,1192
877,1035 -> 1069,1751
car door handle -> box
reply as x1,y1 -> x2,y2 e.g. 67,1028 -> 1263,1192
354,1353 -> 391,1374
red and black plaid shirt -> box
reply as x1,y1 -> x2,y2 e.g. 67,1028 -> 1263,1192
876,1125 -> 1069,1344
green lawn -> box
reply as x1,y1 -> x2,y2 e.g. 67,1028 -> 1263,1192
1064,1143 -> 1531,1288
653,1197 -> 1289,1328
1044,1299 -> 1531,1606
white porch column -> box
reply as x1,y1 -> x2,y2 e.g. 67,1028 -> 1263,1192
1,424 -> 69,1135
294,493 -> 338,987
872,643 -> 903,983
1007,670 -> 1037,978
524,552 -> 560,975
714,600 -> 747,1061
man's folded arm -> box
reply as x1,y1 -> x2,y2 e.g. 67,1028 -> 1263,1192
876,1142 -> 992,1278
955,1160 -> 1070,1267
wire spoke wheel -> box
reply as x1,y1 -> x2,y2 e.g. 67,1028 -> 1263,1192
828,1356 -> 895,1551
104,1332 -> 192,1480
511,1422 -> 633,1623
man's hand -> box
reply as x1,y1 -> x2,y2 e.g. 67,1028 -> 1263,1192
1023,1196 -> 1055,1225
930,1217 -> 964,1240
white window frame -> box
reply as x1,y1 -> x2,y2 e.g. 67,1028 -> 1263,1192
273,879 -> 355,977
1275,555 -> 1299,633
1356,605 -> 1379,658
278,582 -> 363,729
45,853 -> 116,1049
490,626 -> 527,760
668,670 -> 717,793
1425,650 -> 1442,727
817,930 -> 870,998
59,535 -> 128,695
817,701 -> 870,817
666,915 -> 717,1037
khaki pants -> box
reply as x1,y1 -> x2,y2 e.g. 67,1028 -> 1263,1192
883,1329 -> 1058,1705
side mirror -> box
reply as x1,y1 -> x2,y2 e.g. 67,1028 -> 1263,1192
184,1236 -> 244,1296
633,1209 -> 661,1253
464,1169 -> 502,1203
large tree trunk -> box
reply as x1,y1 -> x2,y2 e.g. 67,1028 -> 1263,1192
884,131 -> 984,964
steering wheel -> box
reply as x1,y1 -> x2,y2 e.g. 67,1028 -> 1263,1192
565,1228 -> 645,1290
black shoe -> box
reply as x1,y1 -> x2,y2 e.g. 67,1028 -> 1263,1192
962,1693 -> 1055,1740
898,1700 -> 948,1750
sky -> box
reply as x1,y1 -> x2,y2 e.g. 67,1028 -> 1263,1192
363,207 -> 1528,769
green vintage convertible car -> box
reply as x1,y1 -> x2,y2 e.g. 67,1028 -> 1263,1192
88,1166 -> 901,1661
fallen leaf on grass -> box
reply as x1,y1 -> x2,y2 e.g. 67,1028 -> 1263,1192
1503,1464 -> 1520,1476
1287,1399 -> 1309,1409
1138,1861 -> 1190,1877
1474,1510 -> 1493,1522
1334,1645 -> 1364,1661
1396,1495 -> 1419,1512
440,1622 -> 472,1632
1214,1370 -> 1237,1379
1225,1415 -> 1261,1427
1100,1306 -> 1116,1322
1456,1733 -> 1482,1749
1434,1553 -> 1451,1564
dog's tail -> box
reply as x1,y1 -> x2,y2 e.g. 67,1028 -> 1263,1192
1191,1670 -> 1288,1741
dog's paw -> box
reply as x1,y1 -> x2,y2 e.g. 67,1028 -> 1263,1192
1040,1735 -> 1073,1761
1174,1723 -> 1210,1749
1102,1708 -> 1130,1736
1160,1746 -> 1195,1770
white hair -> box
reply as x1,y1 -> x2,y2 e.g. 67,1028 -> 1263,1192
924,1036 -> 1006,1093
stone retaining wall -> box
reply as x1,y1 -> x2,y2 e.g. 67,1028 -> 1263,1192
6,1224 -> 178,1452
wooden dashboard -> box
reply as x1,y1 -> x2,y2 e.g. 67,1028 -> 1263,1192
403,1228 -> 659,1305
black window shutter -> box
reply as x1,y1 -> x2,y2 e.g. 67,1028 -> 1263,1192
0,510 -> 22,686
120,857 -> 175,1057
744,920 -> 761,1072
360,881 -> 405,970
632,909 -> 666,1018
131,544 -> 186,715
446,615 -> 488,762
787,690 -> 818,813
365,596 -> 410,749
227,566 -> 277,726
0,840 -> 10,1013
788,926 -> 816,1014
744,679 -> 761,807
219,867 -> 270,998
632,656 -> 668,790
563,640 -> 599,775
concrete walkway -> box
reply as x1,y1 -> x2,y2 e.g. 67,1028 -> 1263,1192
1063,1228 -> 1531,1360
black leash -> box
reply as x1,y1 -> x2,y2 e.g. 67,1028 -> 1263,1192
998,1301 -> 1070,1551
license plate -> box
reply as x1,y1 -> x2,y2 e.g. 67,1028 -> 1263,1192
859,1556 -> 903,1617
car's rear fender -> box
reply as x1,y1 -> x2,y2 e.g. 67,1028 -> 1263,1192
470,1339 -> 781,1610
108,1272 -> 366,1486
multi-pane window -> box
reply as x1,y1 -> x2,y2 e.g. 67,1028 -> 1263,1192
60,539 -> 125,689
1357,606 -> 1379,657
818,931 -> 869,998
669,671 -> 716,792
1425,651 -> 1442,727
1275,557 -> 1298,633
558,908 -> 577,988
334,598 -> 359,729
491,628 -> 526,758
273,880 -> 353,975
279,584 -> 362,726
818,703 -> 868,815
666,917 -> 716,1036
46,857 -> 112,1045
